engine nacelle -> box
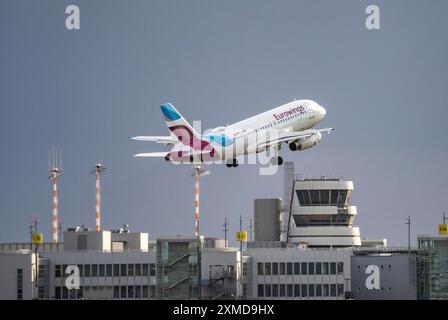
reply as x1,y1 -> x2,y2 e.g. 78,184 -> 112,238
289,132 -> 322,151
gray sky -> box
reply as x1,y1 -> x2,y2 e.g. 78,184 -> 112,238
1,0 -> 447,246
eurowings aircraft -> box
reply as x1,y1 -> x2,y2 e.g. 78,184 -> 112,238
130,100 -> 333,167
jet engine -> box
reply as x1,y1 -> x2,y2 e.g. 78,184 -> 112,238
289,132 -> 322,151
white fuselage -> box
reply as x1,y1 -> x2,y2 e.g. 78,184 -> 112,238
208,99 -> 326,160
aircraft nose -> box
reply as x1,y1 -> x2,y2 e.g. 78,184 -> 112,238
317,105 -> 326,119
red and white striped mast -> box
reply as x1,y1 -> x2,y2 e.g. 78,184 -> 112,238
191,164 -> 209,298
192,165 -> 210,237
91,163 -> 106,232
49,147 -> 63,243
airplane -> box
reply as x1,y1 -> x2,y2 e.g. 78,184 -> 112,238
130,100 -> 333,167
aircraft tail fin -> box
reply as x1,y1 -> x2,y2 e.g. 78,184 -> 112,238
160,103 -> 205,149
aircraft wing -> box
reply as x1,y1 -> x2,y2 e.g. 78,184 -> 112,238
257,128 -> 334,149
129,136 -> 177,145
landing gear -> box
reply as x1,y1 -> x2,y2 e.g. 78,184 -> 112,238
226,158 -> 238,168
289,142 -> 298,151
270,156 -> 283,166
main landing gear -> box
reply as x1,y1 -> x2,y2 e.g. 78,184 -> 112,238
226,158 -> 238,168
270,156 -> 283,166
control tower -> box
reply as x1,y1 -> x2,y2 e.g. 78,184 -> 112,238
283,162 -> 361,248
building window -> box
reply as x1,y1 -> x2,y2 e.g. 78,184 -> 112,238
92,264 -> 98,277
142,264 -> 149,276
330,284 -> 337,296
55,265 -> 61,278
321,190 -> 330,204
279,284 -> 286,297
69,288 -> 77,299
135,264 -> 141,276
323,262 -> 329,275
294,284 -> 300,297
113,264 -> 119,277
272,263 -> 279,275
135,285 -> 141,298
62,286 -> 68,299
106,264 -> 112,277
150,285 -> 156,298
113,286 -> 119,299
330,262 -> 336,275
17,269 -> 23,300
310,190 -> 320,205
301,262 -> 307,275
272,284 -> 278,297
293,262 -> 300,275
120,286 -> 126,299
99,264 -> 105,277
120,264 -> 126,277
77,264 -> 84,277
257,263 -> 264,275
330,190 -> 338,205
337,262 -> 344,275
301,284 -> 307,297
286,263 -> 293,275
309,284 -> 315,297
258,284 -> 264,297
264,263 -> 271,275
316,262 -> 322,275
265,284 -> 271,297
128,264 -> 134,276
280,263 -> 286,275
337,284 -> 344,296
150,264 -> 156,276
84,264 -> 91,277
287,284 -> 293,297
128,286 -> 134,299
323,284 -> 329,297
308,262 -> 315,275
55,286 -> 61,299
142,285 -> 148,298
316,284 -> 322,297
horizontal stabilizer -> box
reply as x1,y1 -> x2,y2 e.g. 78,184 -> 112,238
133,152 -> 168,158
129,136 -> 176,145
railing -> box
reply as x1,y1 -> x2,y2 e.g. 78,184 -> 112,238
166,253 -> 190,266
166,276 -> 191,289
353,246 -> 419,253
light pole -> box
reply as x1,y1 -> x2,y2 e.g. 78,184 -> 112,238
405,216 -> 411,256
192,165 -> 210,299
223,218 -> 229,248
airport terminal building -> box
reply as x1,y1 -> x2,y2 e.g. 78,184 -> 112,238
0,163 -> 447,300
